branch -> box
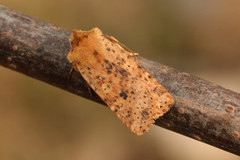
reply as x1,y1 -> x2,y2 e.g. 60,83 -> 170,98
0,5 -> 239,155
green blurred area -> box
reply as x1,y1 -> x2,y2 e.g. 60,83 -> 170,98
0,1 -> 240,160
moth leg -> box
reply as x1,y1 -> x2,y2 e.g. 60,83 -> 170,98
68,63 -> 77,79
69,63 -> 93,96
87,84 -> 93,97
69,65 -> 74,74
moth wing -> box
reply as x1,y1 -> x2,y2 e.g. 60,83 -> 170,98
68,28 -> 174,135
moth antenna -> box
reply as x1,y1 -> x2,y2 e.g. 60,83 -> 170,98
102,35 -> 137,61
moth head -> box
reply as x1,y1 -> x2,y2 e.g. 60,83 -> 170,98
67,28 -> 103,63
70,27 -> 102,47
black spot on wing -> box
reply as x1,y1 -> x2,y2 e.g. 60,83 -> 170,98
93,50 -> 99,55
119,69 -> 127,76
119,92 -> 128,100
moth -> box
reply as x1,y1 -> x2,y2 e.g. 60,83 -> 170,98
67,28 -> 174,135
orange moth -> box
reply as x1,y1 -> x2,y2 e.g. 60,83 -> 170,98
67,28 -> 174,135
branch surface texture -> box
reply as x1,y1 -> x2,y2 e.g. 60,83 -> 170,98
0,5 -> 239,155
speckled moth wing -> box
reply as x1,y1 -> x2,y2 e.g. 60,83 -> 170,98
67,28 -> 174,135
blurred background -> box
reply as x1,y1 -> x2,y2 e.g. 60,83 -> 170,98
0,0 -> 240,160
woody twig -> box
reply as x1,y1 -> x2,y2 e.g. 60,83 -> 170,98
0,5 -> 239,155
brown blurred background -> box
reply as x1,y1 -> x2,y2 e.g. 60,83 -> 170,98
0,0 -> 240,160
